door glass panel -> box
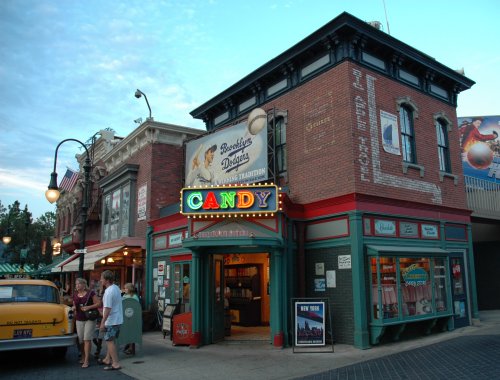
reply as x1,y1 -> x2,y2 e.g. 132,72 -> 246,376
433,258 -> 448,312
370,257 -> 379,319
400,257 -> 432,316
215,259 -> 222,303
451,258 -> 464,296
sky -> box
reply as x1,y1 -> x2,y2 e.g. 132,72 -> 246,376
0,0 -> 498,219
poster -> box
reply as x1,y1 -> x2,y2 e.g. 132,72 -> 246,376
380,110 -> 401,155
314,278 -> 326,292
184,121 -> 268,186
458,115 -> 500,182
295,301 -> 326,346
158,261 -> 165,276
137,184 -> 147,221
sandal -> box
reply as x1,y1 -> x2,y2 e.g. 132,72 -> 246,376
103,366 -> 122,371
97,358 -> 111,365
81,363 -> 90,368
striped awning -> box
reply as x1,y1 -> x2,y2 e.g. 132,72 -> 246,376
31,255 -> 68,276
0,263 -> 43,275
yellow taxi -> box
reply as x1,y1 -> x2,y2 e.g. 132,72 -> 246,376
0,279 -> 77,357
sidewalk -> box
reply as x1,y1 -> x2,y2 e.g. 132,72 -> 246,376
118,310 -> 500,380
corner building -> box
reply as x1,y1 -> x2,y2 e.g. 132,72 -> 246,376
149,12 -> 477,349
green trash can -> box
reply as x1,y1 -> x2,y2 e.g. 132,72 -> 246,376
117,298 -> 142,353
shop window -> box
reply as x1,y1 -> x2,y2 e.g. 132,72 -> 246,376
371,257 -> 399,320
400,258 -> 432,316
173,263 -> 190,313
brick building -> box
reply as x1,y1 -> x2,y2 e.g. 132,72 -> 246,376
149,12 -> 476,349
53,122 -> 202,298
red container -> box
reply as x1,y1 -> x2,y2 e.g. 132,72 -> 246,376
172,312 -> 192,346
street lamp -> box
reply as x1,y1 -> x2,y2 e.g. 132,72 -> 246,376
46,138 -> 91,279
2,212 -> 12,245
135,89 -> 153,120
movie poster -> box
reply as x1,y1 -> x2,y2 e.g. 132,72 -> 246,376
295,301 -> 326,346
458,115 -> 500,182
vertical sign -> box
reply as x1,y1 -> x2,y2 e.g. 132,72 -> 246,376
137,184 -> 147,221
295,301 -> 326,346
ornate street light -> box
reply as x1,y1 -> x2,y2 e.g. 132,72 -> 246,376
46,138 -> 91,278
135,89 -> 153,120
2,212 -> 12,245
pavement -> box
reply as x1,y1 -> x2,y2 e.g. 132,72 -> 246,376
116,310 -> 500,380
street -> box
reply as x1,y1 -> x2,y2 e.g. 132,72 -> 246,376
0,345 -> 133,380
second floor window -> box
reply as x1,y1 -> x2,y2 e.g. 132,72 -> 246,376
275,117 -> 287,175
102,183 -> 131,242
436,119 -> 451,173
400,105 -> 417,163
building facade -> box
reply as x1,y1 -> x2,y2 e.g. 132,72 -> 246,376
148,12 -> 477,349
52,122 -> 202,298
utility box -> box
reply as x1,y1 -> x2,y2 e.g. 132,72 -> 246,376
117,298 -> 142,351
172,312 -> 192,346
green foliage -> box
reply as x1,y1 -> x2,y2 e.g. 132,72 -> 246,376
0,200 -> 56,267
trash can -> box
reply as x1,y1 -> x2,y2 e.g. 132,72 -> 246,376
117,298 -> 142,352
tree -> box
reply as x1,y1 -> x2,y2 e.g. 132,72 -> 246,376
0,200 -> 55,267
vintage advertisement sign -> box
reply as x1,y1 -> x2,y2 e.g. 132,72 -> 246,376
185,121 -> 268,187
295,301 -> 326,346
458,115 -> 500,182
380,110 -> 401,155
137,184 -> 147,221
181,184 -> 279,216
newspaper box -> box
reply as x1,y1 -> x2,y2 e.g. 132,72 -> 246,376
172,312 -> 192,346
162,303 -> 179,339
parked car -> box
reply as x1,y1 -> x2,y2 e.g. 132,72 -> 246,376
0,279 -> 77,357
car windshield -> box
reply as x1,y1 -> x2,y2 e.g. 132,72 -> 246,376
0,284 -> 60,303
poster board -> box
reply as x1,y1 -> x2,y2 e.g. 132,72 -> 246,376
291,298 -> 334,353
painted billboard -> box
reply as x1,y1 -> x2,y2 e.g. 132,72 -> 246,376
458,115 -> 500,182
185,121 -> 268,187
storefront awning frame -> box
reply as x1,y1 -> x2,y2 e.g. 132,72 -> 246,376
62,246 -> 125,272
366,245 -> 449,256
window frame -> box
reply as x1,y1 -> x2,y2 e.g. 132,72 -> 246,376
436,118 -> 451,173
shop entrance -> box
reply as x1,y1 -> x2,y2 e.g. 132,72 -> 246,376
450,254 -> 470,328
211,252 -> 271,342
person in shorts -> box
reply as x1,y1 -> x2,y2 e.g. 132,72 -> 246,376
99,270 -> 123,371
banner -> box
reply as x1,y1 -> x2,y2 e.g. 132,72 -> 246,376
458,115 -> 500,182
185,121 -> 268,187
380,110 -> 400,155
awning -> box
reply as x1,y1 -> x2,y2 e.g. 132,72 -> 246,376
63,246 -> 124,272
51,252 -> 80,273
367,245 -> 449,255
33,255 -> 67,276
0,263 -> 40,275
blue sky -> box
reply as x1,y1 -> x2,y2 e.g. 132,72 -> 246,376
1,0 -> 498,218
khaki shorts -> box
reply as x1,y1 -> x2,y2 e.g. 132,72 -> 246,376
76,320 -> 96,343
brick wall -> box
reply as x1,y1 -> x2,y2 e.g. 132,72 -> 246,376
258,61 -> 467,211
305,245 -> 354,344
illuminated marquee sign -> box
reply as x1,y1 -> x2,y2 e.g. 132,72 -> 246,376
180,184 -> 280,217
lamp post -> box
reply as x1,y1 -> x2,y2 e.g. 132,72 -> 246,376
2,211 -> 12,245
46,138 -> 91,279
135,89 -> 153,120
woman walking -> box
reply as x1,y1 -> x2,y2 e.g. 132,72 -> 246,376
73,278 -> 101,368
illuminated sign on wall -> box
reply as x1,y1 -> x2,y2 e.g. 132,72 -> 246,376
180,184 -> 280,218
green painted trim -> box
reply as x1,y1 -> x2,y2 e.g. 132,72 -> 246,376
466,225 -> 479,319
145,225 -> 154,308
349,212 -> 371,349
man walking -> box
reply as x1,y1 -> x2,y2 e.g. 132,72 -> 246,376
99,270 -> 123,371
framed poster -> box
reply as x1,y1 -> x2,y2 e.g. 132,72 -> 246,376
295,301 -> 325,347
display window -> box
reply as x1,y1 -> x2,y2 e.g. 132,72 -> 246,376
370,255 -> 450,322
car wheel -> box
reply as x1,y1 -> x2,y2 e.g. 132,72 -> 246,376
52,346 -> 68,358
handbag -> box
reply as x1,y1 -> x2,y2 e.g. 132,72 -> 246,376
83,292 -> 99,321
